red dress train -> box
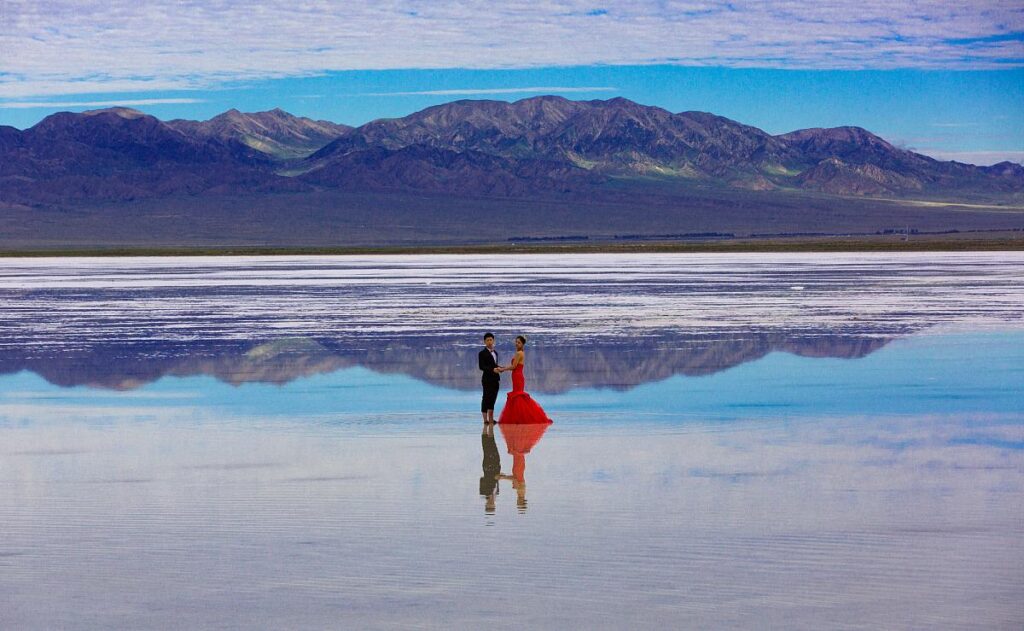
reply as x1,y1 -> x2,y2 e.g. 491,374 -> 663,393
498,364 -> 552,425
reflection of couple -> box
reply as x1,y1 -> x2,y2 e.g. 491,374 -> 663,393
480,418 -> 551,513
478,332 -> 552,512
477,332 -> 552,425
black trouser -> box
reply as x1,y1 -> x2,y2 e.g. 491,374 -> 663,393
481,381 -> 499,413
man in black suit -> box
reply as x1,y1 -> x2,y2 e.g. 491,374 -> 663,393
478,332 -> 501,423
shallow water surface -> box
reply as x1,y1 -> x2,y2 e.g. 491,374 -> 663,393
1,253 -> 1022,629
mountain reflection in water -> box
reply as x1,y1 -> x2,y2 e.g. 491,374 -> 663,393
0,332 -> 890,393
2,253 -> 1021,393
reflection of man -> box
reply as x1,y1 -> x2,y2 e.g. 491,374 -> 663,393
478,332 -> 501,423
480,423 -> 501,514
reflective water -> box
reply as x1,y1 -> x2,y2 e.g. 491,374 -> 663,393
1,254 -> 1022,629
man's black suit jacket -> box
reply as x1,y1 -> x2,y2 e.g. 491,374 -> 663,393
479,348 -> 500,386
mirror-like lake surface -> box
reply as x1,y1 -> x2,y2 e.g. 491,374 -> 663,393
1,254 -> 1022,629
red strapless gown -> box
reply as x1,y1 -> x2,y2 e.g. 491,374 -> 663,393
498,364 -> 552,425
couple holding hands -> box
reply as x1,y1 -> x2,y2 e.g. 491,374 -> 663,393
478,332 -> 552,425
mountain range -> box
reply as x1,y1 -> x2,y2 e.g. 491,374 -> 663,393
2,96 -> 1021,208
167,108 -> 351,160
2,96 -> 1022,249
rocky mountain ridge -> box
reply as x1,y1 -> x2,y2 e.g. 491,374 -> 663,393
167,108 -> 351,159
1,97 -> 1020,209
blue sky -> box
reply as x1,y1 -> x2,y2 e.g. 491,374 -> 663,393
1,1 -> 1022,164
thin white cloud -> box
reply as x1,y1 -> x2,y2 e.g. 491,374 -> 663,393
362,86 -> 617,96
0,1 -> 1022,98
0,97 -> 205,109
920,150 -> 1024,165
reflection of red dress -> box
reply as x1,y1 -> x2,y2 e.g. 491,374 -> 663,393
499,422 -> 551,482
498,422 -> 551,455
498,364 -> 552,425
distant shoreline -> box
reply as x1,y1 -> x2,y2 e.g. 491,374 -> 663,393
2,234 -> 1023,257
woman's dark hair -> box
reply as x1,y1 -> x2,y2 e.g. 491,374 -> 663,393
515,335 -> 527,345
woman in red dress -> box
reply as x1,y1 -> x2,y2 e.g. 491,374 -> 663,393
497,335 -> 552,425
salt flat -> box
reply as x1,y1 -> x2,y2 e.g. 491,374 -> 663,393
0,253 -> 1021,629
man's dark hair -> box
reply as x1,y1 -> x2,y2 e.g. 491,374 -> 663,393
483,332 -> 494,340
